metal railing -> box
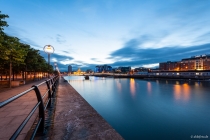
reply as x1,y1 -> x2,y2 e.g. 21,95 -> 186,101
0,76 -> 59,140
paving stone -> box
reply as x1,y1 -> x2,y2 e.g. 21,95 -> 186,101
0,79 -> 50,140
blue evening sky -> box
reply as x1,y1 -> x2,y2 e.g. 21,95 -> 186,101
1,0 -> 210,71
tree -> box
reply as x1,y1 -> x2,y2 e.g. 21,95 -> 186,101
1,35 -> 27,87
0,11 -> 9,52
0,11 -> 9,32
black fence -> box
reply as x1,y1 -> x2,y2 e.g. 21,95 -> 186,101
0,76 -> 59,140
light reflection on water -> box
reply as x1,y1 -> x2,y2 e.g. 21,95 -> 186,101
130,78 -> 135,97
64,76 -> 210,140
147,82 -> 152,94
116,79 -> 122,92
173,83 -> 190,101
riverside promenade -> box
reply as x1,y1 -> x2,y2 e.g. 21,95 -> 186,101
0,77 -> 123,140
0,79 -> 48,140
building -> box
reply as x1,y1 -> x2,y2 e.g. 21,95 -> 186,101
68,65 -> 72,73
159,54 -> 210,71
86,69 -> 93,73
181,55 -> 210,70
134,67 -> 150,72
95,65 -> 112,73
73,68 -> 85,75
118,66 -> 131,73
159,61 -> 180,71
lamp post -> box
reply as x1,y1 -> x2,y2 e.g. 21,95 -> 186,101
54,62 -> 57,71
43,45 -> 54,78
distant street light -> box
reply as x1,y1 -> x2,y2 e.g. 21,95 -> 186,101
54,62 -> 57,71
43,45 -> 54,78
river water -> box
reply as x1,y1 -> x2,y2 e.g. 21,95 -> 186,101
64,76 -> 210,140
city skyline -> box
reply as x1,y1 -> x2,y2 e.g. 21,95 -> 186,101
1,0 -> 210,71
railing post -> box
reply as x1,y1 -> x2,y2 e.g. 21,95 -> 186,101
32,85 -> 45,133
45,80 -> 52,108
53,77 -> 57,87
51,79 -> 55,97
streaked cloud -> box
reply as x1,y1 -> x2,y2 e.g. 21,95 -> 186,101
56,34 -> 66,44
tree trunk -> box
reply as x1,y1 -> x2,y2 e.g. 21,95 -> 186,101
12,68 -> 15,81
9,60 -> 12,88
15,72 -> 17,80
25,66 -> 27,82
22,71 -> 24,80
34,71 -> 35,80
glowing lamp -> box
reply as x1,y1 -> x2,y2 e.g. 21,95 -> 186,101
43,45 -> 54,54
43,45 -> 54,78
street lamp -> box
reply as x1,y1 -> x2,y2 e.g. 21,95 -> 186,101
54,62 -> 57,71
43,45 -> 54,78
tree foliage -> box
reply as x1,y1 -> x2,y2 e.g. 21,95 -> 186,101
0,11 -> 9,32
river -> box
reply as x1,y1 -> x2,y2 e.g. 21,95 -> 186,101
64,76 -> 210,140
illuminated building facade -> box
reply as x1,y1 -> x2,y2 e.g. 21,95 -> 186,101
159,61 -> 180,71
159,54 -> 210,71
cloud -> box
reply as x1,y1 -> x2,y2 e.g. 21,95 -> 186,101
108,37 -> 210,68
20,37 -> 42,49
56,34 -> 66,44
4,25 -> 43,49
91,58 -> 102,62
62,51 -> 69,53
39,50 -> 75,71
39,50 -> 73,62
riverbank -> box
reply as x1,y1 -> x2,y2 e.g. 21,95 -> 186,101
48,77 -> 123,139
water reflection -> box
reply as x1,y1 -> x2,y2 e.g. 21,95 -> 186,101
116,79 -> 122,92
195,82 -> 201,87
147,82 -> 151,94
130,78 -> 136,97
174,83 -> 190,101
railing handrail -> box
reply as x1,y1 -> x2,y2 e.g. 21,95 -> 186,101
0,87 -> 35,108
0,76 -> 59,140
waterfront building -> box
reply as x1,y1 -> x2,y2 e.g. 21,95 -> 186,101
73,68 -> 85,75
68,65 -> 72,73
118,66 -> 131,73
159,61 -> 180,71
134,67 -> 150,72
112,68 -> 118,73
159,54 -> 210,71
95,65 -> 112,73
86,69 -> 93,73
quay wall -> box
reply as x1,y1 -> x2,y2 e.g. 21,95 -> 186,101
50,77 -> 123,139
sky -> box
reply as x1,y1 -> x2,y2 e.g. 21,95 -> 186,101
1,0 -> 210,71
